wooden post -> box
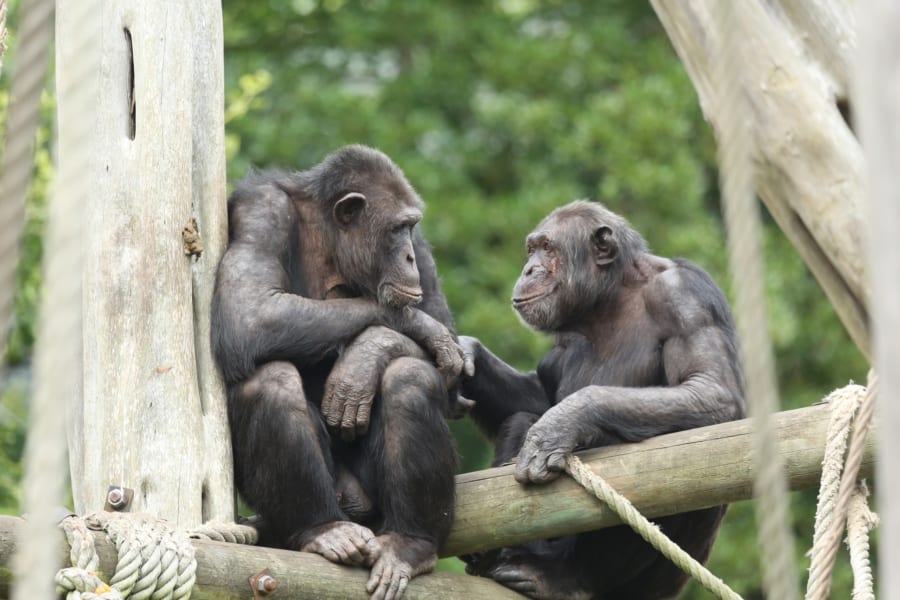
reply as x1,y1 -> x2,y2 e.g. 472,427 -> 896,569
59,1 -> 232,527
650,0 -> 870,358
855,0 -> 900,597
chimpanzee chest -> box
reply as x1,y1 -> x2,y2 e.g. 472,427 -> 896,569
551,318 -> 666,402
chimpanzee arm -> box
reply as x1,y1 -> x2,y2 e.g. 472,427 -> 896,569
322,326 -> 431,441
458,336 -> 553,439
212,183 -> 461,384
514,266 -> 745,484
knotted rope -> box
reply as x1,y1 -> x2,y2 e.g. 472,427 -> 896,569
564,454 -> 743,600
55,513 -> 260,600
57,513 -> 196,600
806,374 -> 878,600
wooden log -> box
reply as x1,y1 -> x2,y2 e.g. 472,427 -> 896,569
0,403 -> 873,597
446,402 -> 875,555
66,0 -> 232,526
650,0 -> 871,358
0,516 -> 525,600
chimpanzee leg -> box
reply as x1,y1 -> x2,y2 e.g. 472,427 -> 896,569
228,361 -> 377,565
355,357 -> 457,599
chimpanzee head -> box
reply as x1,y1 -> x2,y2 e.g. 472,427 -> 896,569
512,200 -> 648,331
309,145 -> 425,308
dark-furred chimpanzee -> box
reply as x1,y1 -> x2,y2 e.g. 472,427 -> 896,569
459,200 -> 745,600
211,145 -> 465,600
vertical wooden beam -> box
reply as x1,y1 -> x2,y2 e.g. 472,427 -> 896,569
855,1 -> 900,597
62,0 -> 232,527
650,0 -> 870,359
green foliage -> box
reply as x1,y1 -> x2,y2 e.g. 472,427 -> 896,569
0,0 -> 872,596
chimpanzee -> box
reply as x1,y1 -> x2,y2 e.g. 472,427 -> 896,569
211,145 -> 465,600
459,200 -> 745,599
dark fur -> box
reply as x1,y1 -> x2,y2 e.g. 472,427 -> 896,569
460,200 -> 745,600
211,146 -> 458,599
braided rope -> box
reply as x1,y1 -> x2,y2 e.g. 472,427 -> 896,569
188,521 -> 259,545
713,4 -> 799,599
565,454 -> 743,600
0,0 -> 53,349
808,384 -> 865,561
845,481 -> 877,600
806,372 -> 878,600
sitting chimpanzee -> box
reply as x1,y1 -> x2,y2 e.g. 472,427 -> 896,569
211,145 -> 465,600
459,200 -> 745,599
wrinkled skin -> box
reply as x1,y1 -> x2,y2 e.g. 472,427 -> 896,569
212,146 -> 462,599
460,200 -> 745,599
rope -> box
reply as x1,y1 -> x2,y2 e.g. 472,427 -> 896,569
806,373 -> 878,600
565,454 -> 743,600
845,481 -> 877,600
713,3 -> 799,599
56,513 -> 198,600
55,513 -> 261,599
0,0 -> 53,353
188,521 -> 259,545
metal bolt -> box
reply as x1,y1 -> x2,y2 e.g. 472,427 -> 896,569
256,575 -> 277,594
107,488 -> 125,508
250,569 -> 278,598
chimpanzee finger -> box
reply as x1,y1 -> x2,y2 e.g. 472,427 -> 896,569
547,451 -> 567,472
341,402 -> 359,442
356,399 -> 373,438
383,573 -> 407,600
367,561 -> 389,596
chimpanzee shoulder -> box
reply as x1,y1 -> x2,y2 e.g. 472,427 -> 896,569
645,258 -> 736,338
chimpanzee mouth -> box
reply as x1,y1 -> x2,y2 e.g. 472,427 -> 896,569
384,283 -> 423,304
512,289 -> 555,307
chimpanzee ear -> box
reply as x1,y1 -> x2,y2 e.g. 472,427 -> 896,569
333,192 -> 367,227
592,226 -> 617,266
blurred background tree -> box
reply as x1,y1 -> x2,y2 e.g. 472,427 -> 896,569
1,0 -> 870,597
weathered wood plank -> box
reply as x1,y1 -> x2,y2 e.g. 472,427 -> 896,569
67,0 -> 232,526
650,0 -> 870,358
446,402 -> 875,555
0,403 -> 873,596
0,516 -> 525,600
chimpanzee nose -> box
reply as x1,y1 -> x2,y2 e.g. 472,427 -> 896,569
406,252 -> 416,265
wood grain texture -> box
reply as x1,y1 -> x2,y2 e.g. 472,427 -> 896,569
64,0 -> 232,527
650,0 -> 870,358
446,403 -> 875,555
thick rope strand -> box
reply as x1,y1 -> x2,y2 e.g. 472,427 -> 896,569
714,3 -> 799,599
565,454 -> 743,600
806,372 -> 878,600
845,481 -> 877,600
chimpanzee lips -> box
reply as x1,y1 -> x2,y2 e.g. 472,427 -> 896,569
512,288 -> 556,307
386,283 -> 423,304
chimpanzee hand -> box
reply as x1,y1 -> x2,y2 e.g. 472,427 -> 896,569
323,326 -> 430,442
514,390 -> 591,484
388,307 -> 466,385
322,346 -> 383,442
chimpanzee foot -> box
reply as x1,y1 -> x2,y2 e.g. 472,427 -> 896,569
488,556 -> 591,600
366,533 -> 437,600
293,521 -> 381,566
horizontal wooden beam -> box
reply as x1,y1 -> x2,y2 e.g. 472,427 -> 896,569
0,516 -> 524,600
0,402 -> 873,598
446,402 -> 875,555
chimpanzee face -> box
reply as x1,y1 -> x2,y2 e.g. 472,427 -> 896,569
330,184 -> 424,308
